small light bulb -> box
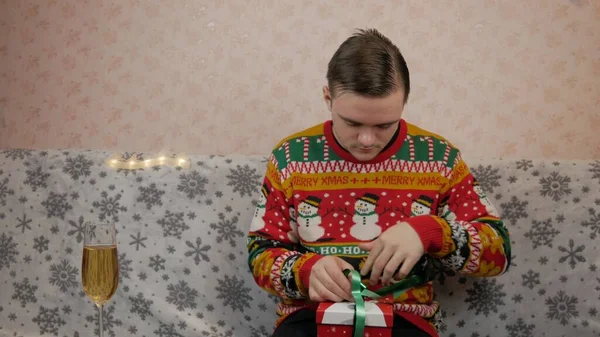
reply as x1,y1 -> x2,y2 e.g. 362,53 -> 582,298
129,161 -> 135,165
159,157 -> 166,161
111,160 -> 117,164
178,159 -> 185,164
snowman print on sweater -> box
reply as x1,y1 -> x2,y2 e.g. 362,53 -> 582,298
350,193 -> 381,241
249,183 -> 270,232
411,195 -> 434,216
297,196 -> 325,242
439,197 -> 457,222
472,180 -> 500,217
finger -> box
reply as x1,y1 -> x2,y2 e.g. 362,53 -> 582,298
360,242 -> 383,276
313,279 -> 344,302
395,255 -> 420,280
380,252 -> 406,286
369,247 -> 395,285
309,286 -> 323,302
357,241 -> 375,251
322,269 -> 353,302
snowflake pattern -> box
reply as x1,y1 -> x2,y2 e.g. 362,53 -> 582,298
12,278 -> 38,307
589,160 -> 600,183
521,270 -> 540,289
157,210 -> 190,239
184,237 -> 211,265
33,235 -> 50,253
215,275 -> 252,312
166,280 -> 198,311
524,218 -> 560,248
155,321 -> 185,337
209,212 -> 244,247
464,279 -> 506,317
2,149 -> 32,160
539,172 -> 572,201
129,292 -> 153,320
119,252 -> 133,282
0,173 -> 15,206
546,290 -> 579,325
202,324 -> 234,337
63,154 -> 93,180
24,165 -> 50,191
16,213 -> 33,233
66,216 -> 86,243
581,208 -> 600,240
149,254 -> 166,272
42,192 -> 73,219
86,304 -> 122,337
506,318 -> 535,337
49,260 -> 78,292
516,160 -> 534,171
226,164 -> 261,197
137,183 -> 165,209
92,191 -> 127,222
471,165 -> 502,193
1,151 -> 599,336
557,239 -> 586,269
500,196 -> 528,225
177,171 -> 209,199
32,306 -> 66,335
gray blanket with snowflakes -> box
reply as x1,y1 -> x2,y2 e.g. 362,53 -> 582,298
0,148 -> 599,337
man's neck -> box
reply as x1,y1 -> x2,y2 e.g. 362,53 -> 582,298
331,123 -> 401,155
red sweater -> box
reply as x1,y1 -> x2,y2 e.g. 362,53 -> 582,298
246,120 -> 511,336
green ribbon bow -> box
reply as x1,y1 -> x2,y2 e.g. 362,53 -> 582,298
343,269 -> 425,337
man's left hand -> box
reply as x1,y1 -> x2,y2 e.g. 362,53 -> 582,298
358,222 -> 425,286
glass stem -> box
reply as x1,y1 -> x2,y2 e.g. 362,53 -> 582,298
97,303 -> 104,337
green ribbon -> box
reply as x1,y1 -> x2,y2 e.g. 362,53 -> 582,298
343,269 -> 426,337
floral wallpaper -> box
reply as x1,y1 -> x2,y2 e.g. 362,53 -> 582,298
0,1 -> 599,159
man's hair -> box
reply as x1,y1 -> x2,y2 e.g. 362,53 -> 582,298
326,28 -> 410,103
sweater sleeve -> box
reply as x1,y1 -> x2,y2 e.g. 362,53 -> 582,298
246,155 -> 323,299
404,152 -> 511,277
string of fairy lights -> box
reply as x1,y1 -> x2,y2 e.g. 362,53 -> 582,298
104,153 -> 191,170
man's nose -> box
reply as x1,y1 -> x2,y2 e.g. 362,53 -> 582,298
358,129 -> 375,147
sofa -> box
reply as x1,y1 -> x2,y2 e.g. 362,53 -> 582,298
0,148 -> 598,337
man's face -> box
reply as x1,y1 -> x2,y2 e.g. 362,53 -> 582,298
323,86 -> 405,162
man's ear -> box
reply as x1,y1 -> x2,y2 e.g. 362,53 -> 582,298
322,86 -> 332,112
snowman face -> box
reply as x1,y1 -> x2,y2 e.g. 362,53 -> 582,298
473,185 -> 485,198
258,192 -> 267,205
298,202 -> 318,217
411,202 -> 430,216
355,200 -> 375,213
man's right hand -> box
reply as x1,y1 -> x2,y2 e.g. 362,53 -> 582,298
308,256 -> 354,302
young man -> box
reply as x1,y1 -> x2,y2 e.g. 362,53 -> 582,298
247,28 -> 511,337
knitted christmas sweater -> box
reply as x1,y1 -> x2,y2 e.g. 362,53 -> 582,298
246,119 -> 511,337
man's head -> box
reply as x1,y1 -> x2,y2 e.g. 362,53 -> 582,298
323,28 -> 410,161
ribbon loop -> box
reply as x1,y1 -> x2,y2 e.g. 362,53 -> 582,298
342,269 -> 425,337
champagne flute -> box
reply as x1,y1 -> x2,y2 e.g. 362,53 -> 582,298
82,222 -> 119,337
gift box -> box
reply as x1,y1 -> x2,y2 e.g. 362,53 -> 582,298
316,301 -> 393,337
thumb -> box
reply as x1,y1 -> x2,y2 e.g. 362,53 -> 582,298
358,241 -> 375,251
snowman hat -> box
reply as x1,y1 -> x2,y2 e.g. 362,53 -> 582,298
415,195 -> 434,208
358,193 -> 379,206
261,183 -> 270,196
302,196 -> 321,208
473,180 -> 481,187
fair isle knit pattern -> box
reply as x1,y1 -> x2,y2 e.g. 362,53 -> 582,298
246,120 -> 511,337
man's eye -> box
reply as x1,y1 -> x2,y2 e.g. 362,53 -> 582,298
377,124 -> 393,129
345,121 -> 359,127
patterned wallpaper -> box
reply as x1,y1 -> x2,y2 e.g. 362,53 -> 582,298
0,1 -> 599,159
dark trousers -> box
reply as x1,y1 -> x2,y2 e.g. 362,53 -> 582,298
272,308 -> 431,337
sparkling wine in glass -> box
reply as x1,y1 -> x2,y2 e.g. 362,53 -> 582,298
82,222 -> 119,337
